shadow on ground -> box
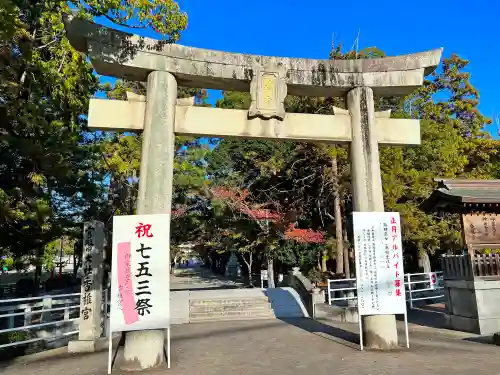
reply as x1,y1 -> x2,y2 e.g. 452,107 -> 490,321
395,304 -> 498,347
172,318 -> 359,350
463,335 -> 494,345
171,320 -> 285,343
173,267 -> 247,284
280,318 -> 360,349
396,306 -> 448,330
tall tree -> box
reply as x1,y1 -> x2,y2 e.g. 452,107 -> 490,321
71,0 -> 187,38
0,1 -> 103,268
0,0 -> 190,261
380,54 -> 499,271
210,92 -> 338,282
208,47 -> 500,279
0,0 -> 189,367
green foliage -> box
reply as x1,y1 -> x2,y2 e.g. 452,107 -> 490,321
0,0 -> 189,264
380,54 -> 499,258
43,236 -> 75,271
0,0 -> 102,259
1,0 -> 498,279
0,256 -> 14,270
306,268 -> 323,286
205,46 -> 500,275
277,241 -> 323,271
71,0 -> 187,39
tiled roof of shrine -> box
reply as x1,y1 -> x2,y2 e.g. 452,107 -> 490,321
421,179 -> 500,213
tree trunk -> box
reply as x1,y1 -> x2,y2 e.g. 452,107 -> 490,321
129,170 -> 137,215
343,226 -> 350,278
332,156 -> 345,275
242,252 -> 253,286
418,251 -> 432,273
267,258 -> 275,288
33,246 -> 42,296
72,253 -> 78,277
107,175 -> 116,212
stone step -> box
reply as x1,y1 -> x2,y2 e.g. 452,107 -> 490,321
189,297 -> 269,307
190,315 -> 276,323
190,309 -> 275,322
190,303 -> 272,313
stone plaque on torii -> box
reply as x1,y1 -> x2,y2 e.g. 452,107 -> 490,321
63,15 -> 442,369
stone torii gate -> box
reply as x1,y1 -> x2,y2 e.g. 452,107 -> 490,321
63,15 -> 442,369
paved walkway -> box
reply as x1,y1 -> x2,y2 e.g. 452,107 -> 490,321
170,265 -> 246,291
3,318 -> 500,375
3,268 -> 499,374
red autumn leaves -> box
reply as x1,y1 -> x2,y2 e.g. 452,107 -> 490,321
284,225 -> 326,244
211,187 -> 325,244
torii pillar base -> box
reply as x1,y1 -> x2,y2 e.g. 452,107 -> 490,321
68,339 -> 98,353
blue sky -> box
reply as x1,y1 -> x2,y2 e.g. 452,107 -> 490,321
98,0 -> 499,135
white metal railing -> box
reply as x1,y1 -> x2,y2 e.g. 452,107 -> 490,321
327,271 -> 445,308
405,272 -> 444,308
0,292 -> 82,349
326,278 -> 358,304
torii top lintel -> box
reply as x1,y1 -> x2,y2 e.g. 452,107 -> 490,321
63,16 -> 442,97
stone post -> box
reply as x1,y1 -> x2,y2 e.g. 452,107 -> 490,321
310,287 -> 324,318
68,221 -> 105,353
122,71 -> 177,370
347,86 -> 399,349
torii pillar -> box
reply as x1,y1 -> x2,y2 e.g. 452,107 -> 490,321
347,87 -> 397,347
64,15 -> 442,368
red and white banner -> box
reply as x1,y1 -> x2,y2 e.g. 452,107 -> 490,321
111,214 -> 170,332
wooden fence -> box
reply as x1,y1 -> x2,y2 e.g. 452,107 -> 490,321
441,253 -> 500,280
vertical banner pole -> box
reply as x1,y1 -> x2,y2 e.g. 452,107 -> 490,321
107,329 -> 112,374
354,212 -> 363,351
358,316 -> 364,351
167,326 -> 171,368
404,312 -> 410,348
107,286 -> 112,374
